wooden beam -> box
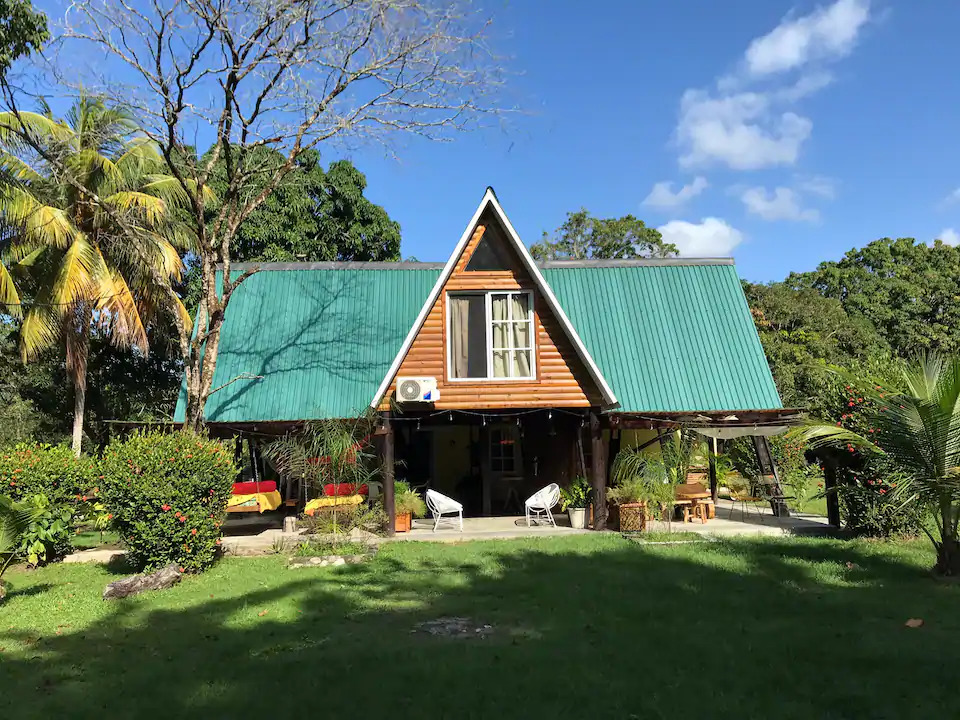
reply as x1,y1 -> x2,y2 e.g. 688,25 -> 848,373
381,411 -> 395,536
707,436 -> 719,503
590,412 -> 608,530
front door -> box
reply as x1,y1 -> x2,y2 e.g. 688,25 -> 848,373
484,424 -> 523,515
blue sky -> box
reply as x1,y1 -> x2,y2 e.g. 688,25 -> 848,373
338,0 -> 960,282
33,0 -> 960,283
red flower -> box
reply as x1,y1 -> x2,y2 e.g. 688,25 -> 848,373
879,489 -> 887,495
191,528 -> 197,535
106,513 -> 113,520
178,516 -> 186,523
162,504 -> 171,511
848,402 -> 855,407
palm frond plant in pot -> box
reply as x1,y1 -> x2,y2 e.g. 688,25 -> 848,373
559,475 -> 592,528
610,451 -> 678,532
393,481 -> 427,533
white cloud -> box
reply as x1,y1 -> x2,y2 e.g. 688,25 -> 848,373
658,218 -> 744,256
745,0 -> 871,77
643,176 -> 708,209
936,228 -> 960,246
741,186 -> 819,222
675,0 -> 871,170
796,175 -> 837,199
678,90 -> 812,170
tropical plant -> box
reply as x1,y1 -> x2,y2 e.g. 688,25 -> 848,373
394,481 -> 427,519
559,475 -> 592,510
17,492 -> 74,565
0,493 -> 36,599
799,354 -> 960,576
0,96 -> 193,454
98,430 -> 236,573
264,414 -> 381,533
610,453 -> 677,515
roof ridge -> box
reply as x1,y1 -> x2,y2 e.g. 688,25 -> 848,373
227,261 -> 446,271
538,258 -> 734,268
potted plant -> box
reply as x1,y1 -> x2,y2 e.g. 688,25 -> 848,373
559,476 -> 592,529
610,451 -> 678,532
393,481 -> 426,533
607,477 -> 648,532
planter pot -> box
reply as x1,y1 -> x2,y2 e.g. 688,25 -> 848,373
567,507 -> 587,529
617,502 -> 647,533
395,512 -> 412,533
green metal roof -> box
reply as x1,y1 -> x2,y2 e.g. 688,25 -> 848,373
175,260 -> 781,423
175,266 -> 439,422
542,263 -> 783,413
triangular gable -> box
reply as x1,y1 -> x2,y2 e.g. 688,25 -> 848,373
370,188 -> 618,409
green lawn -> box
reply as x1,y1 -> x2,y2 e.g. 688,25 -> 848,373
2,535 -> 958,719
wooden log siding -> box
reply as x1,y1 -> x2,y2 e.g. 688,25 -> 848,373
380,217 -> 602,410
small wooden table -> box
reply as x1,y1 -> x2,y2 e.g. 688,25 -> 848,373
676,484 -> 713,523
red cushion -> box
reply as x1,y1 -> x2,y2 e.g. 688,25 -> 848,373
232,480 -> 277,495
322,483 -> 368,497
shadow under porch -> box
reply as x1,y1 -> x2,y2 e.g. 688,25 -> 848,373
385,408 -> 590,519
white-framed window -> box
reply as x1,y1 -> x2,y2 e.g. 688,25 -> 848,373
447,290 -> 536,381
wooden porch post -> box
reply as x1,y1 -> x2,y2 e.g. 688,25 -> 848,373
822,459 -> 841,528
707,435 -> 719,503
381,411 -> 396,536
590,412 -> 608,530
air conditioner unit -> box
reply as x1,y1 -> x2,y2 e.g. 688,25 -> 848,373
396,376 -> 440,403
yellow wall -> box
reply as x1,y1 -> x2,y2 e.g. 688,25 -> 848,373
619,429 -> 663,458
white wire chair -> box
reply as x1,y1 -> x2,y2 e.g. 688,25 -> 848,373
425,489 -> 464,532
525,483 -> 560,527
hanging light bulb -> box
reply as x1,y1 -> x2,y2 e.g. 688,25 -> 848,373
416,419 -> 421,431
482,415 -> 487,427
448,412 -> 453,422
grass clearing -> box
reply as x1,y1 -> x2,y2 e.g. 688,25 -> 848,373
2,534 -> 957,719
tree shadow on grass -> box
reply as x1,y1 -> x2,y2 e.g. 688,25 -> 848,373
2,536 -> 958,720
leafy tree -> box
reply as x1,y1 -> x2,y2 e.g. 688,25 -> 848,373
531,209 -> 676,260
203,147 -> 401,263
0,0 -> 47,79
0,97 -> 190,454
788,238 -> 960,356
744,281 -> 888,415
801,354 -> 960,576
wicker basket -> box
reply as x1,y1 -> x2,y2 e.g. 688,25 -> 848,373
617,502 -> 647,533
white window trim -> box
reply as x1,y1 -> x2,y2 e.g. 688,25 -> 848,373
445,290 -> 537,383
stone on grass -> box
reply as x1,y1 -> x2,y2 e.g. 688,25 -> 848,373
103,565 -> 182,600
414,617 -> 494,639
287,554 -> 366,568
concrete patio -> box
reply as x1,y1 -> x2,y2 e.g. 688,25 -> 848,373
62,499 -> 834,562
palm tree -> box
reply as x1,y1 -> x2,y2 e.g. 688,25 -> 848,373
800,354 -> 960,576
0,97 -> 191,455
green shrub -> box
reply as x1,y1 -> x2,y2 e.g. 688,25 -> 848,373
0,443 -> 96,505
300,501 -> 388,536
394,481 -> 427,518
99,430 -> 237,573
18,493 -> 75,566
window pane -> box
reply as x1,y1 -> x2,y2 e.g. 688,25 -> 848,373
449,294 -> 488,379
492,322 -> 509,350
511,294 -> 529,320
491,294 -> 509,321
492,350 -> 509,378
465,224 -> 513,271
511,320 -> 531,349
513,350 -> 532,377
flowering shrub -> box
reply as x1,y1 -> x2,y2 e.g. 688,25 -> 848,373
0,443 -> 97,505
99,431 -> 237,573
0,444 -> 97,564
